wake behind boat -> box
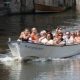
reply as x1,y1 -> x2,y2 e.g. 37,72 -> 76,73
34,4 -> 66,13
7,40 -> 80,60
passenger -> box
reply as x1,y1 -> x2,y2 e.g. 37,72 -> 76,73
19,28 -> 30,38
45,33 -> 54,45
30,27 -> 38,43
18,28 -> 32,42
57,27 -> 63,33
53,27 -> 63,37
53,32 -> 66,45
46,27 -> 52,33
71,32 -> 78,43
64,31 -> 73,44
38,30 -> 47,43
53,30 -> 59,42
75,30 -> 80,43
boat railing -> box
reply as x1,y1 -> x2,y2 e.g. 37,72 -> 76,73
7,40 -> 80,47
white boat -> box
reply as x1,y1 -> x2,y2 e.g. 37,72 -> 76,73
7,41 -> 80,60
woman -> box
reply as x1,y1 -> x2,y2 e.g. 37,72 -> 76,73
53,27 -> 63,37
18,28 -> 32,42
45,33 -> 54,45
75,30 -> 80,43
38,30 -> 47,44
71,32 -> 78,43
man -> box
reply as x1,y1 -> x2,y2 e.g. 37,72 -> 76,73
30,27 -> 38,43
64,31 -> 73,45
54,32 -> 66,46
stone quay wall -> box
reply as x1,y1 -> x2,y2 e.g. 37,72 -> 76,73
0,0 -> 77,14
76,0 -> 80,11
9,0 -> 76,14
10,0 -> 34,13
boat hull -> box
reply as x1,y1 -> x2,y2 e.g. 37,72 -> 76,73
34,4 -> 66,13
8,41 -> 80,60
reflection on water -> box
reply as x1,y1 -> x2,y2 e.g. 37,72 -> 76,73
0,59 -> 80,80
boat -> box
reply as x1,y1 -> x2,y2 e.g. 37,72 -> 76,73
7,40 -> 80,60
34,4 -> 66,13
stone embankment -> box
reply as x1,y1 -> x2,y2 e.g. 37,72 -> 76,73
0,0 -> 78,15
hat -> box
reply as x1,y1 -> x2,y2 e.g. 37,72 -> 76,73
40,30 -> 46,34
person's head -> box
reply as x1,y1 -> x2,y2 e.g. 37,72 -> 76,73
58,32 -> 63,39
31,27 -> 37,34
65,31 -> 71,38
46,28 -> 52,33
40,30 -> 46,37
24,28 -> 30,35
53,31 -> 59,38
47,33 -> 53,40
75,30 -> 80,36
71,32 -> 76,38
57,27 -> 62,33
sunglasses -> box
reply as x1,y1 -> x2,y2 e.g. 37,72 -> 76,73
59,28 -> 62,30
71,34 -> 75,35
66,34 -> 70,35
58,35 -> 63,36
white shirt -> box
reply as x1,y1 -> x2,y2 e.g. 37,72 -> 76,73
64,36 -> 73,44
41,38 -> 48,44
46,40 -> 54,45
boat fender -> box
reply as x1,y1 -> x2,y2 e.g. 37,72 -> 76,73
8,37 -> 11,43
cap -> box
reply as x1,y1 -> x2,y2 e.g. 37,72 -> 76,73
40,30 -> 46,34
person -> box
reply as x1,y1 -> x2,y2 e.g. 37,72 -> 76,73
75,30 -> 80,43
18,28 -> 32,42
71,32 -> 78,43
53,27 -> 63,37
45,33 -> 54,45
19,28 -> 30,38
30,27 -> 38,43
53,32 -> 65,45
64,31 -> 73,44
46,27 -> 52,33
38,30 -> 47,44
58,1 -> 63,7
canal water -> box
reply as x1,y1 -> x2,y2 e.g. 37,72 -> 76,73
0,9 -> 80,80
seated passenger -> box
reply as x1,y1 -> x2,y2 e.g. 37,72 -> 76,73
18,28 -> 32,42
53,27 -> 63,37
45,33 -> 54,45
64,31 -> 73,44
46,27 -> 52,34
75,30 -> 80,43
71,32 -> 78,43
19,28 -> 30,39
53,30 -> 59,42
30,27 -> 38,43
38,30 -> 47,43
53,32 -> 65,45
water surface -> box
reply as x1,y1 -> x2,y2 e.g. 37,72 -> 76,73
0,9 -> 80,80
